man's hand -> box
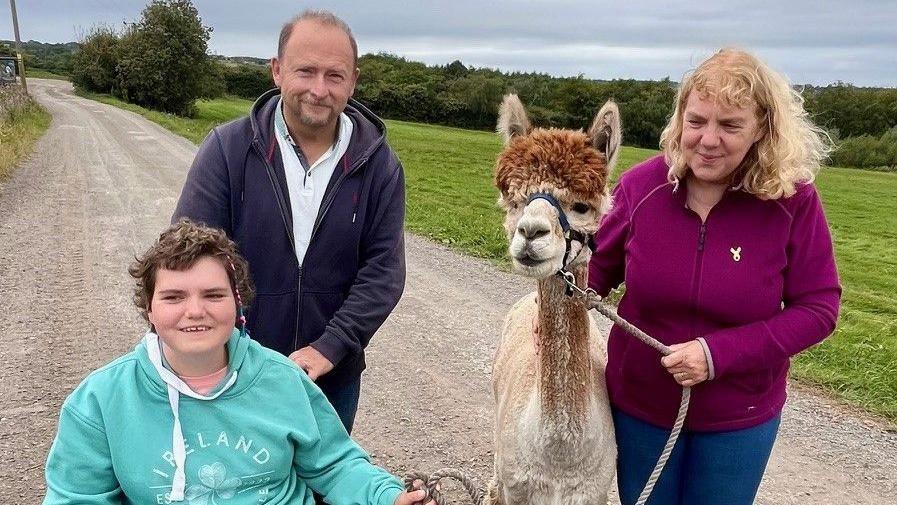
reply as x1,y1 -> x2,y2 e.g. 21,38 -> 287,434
289,346 -> 334,381
660,340 -> 709,387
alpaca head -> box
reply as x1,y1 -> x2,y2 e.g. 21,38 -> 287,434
495,94 -> 621,279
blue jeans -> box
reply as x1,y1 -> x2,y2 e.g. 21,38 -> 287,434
318,376 -> 362,434
613,408 -> 780,505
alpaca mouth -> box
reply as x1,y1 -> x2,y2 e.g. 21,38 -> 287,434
514,254 -> 546,267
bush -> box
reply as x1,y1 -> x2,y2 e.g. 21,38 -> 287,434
221,63 -> 272,99
115,0 -> 212,116
70,26 -> 120,94
352,54 -> 679,147
0,84 -> 29,122
831,128 -> 897,171
196,60 -> 226,99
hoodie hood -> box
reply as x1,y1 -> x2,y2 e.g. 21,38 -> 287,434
138,329 -> 249,501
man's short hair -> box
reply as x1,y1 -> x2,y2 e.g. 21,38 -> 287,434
277,10 -> 358,67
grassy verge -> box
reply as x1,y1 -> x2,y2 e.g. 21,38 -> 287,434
83,92 -> 897,422
25,69 -> 69,80
0,89 -> 52,180
76,90 -> 253,144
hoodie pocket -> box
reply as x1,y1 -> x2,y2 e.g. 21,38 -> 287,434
297,291 -> 346,348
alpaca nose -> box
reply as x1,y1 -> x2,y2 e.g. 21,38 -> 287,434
517,218 -> 550,240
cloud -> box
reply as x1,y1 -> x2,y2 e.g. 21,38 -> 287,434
3,0 -> 895,86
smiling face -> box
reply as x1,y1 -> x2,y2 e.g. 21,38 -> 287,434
681,92 -> 763,186
147,256 -> 236,374
271,19 -> 359,134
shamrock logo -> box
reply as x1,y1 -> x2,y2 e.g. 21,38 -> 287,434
184,462 -> 243,504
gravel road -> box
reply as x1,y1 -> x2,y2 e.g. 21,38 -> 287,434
1,79 -> 894,504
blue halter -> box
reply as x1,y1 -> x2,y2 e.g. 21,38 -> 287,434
527,192 -> 571,232
525,192 -> 592,259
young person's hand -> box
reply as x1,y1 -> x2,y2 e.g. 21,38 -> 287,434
394,488 -> 427,505
394,479 -> 437,505
289,346 -> 334,381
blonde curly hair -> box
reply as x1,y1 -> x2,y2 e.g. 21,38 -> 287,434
660,48 -> 833,199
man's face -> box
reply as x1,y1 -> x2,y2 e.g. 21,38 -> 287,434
272,20 -> 358,133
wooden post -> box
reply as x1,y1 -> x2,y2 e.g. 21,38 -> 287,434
9,0 -> 27,94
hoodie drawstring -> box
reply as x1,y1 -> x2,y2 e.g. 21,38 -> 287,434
167,387 -> 187,501
144,333 -> 239,502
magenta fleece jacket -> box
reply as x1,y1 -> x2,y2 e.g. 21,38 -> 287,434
588,155 -> 841,431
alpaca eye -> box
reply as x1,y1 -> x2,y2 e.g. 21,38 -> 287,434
571,202 -> 590,214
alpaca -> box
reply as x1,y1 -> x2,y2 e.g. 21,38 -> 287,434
486,94 -> 621,505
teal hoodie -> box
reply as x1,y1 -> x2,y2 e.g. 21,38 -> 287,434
43,330 -> 404,505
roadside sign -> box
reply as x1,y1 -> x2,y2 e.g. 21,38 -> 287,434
0,57 -> 17,84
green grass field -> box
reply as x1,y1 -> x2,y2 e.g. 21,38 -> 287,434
87,93 -> 897,422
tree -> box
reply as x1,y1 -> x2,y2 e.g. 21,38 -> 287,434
196,59 -> 226,99
70,27 -> 120,93
115,0 -> 211,116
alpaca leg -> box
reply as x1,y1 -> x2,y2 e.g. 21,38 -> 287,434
484,477 -> 504,505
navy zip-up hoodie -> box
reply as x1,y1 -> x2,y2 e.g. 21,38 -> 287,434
173,89 -> 406,388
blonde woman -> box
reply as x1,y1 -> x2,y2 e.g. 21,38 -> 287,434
588,48 -> 840,504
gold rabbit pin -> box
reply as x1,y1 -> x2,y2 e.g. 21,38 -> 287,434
730,246 -> 742,262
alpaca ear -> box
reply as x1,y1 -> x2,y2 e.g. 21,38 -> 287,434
588,100 -> 622,170
497,94 -> 531,144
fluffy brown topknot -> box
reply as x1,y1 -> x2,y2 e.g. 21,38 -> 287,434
495,128 -> 610,205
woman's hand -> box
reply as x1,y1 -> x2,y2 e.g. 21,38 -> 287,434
661,340 -> 709,387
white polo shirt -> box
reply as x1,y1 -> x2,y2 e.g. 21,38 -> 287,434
274,98 -> 354,266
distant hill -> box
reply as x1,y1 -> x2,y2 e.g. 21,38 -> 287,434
0,40 -> 79,75
0,40 -> 270,74
211,55 -> 268,66
0,40 -> 79,53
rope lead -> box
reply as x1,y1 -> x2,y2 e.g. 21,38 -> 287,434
403,271 -> 690,505
403,468 -> 484,505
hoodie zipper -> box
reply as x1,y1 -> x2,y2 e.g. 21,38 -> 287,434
292,155 -> 366,351
697,222 -> 707,251
251,137 -> 305,354
252,138 -> 298,256
249,93 -> 380,355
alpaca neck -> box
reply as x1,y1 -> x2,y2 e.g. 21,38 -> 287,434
536,263 -> 592,432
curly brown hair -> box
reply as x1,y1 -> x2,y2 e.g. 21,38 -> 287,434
129,219 -> 255,326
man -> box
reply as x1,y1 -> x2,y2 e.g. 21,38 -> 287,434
172,10 -> 405,433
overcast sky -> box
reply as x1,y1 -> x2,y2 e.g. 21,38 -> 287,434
3,0 -> 896,87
